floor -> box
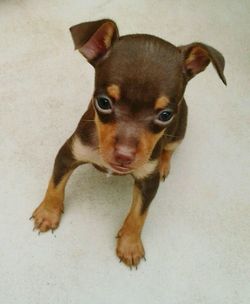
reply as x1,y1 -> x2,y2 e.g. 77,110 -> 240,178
0,1 -> 250,303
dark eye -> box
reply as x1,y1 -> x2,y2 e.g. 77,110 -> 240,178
155,109 -> 174,125
95,96 -> 113,113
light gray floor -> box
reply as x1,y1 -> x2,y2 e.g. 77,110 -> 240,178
0,1 -> 249,303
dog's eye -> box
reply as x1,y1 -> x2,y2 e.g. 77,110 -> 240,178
155,109 -> 174,125
95,96 -> 113,113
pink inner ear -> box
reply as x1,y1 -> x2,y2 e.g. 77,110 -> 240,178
79,23 -> 114,61
186,47 -> 210,75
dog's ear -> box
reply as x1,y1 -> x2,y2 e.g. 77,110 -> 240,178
179,43 -> 227,85
69,19 -> 119,65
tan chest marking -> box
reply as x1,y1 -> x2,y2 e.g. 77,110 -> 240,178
133,160 -> 158,180
71,135 -> 104,166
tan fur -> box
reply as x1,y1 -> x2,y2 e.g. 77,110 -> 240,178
137,129 -> 164,165
133,159 -> 158,179
106,84 -> 120,101
116,185 -> 147,267
154,96 -> 170,109
103,22 -> 116,48
159,141 -> 181,180
165,141 -> 181,152
95,114 -> 117,163
95,112 -> 165,171
72,135 -> 104,166
159,150 -> 173,180
32,172 -> 72,232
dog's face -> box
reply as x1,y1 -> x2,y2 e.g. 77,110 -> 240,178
70,19 -> 226,174
93,35 -> 185,173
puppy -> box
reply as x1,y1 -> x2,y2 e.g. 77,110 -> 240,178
31,19 -> 226,268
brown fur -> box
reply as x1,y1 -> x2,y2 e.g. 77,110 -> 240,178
31,19 -> 226,269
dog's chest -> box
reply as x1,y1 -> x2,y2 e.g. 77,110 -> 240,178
72,136 -> 104,167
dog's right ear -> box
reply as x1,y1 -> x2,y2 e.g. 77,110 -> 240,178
69,19 -> 119,65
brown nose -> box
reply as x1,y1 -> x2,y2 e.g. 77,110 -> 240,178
114,145 -> 136,166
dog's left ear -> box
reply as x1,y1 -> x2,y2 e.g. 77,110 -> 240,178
70,19 -> 119,65
179,43 -> 227,85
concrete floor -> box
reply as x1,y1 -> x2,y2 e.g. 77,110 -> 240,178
0,1 -> 250,303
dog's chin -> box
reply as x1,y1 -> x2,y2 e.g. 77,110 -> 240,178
102,155 -> 149,175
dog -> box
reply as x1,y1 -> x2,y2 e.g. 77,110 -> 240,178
31,19 -> 226,268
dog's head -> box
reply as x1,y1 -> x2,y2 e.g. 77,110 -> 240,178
70,19 -> 226,174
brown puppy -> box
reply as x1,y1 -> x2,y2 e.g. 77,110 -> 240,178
31,19 -> 226,268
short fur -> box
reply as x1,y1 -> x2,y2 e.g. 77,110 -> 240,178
31,19 -> 226,268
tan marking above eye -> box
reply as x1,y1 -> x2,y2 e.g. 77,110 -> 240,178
106,84 -> 120,101
154,96 -> 170,110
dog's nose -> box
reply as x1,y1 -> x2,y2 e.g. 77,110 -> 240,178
114,145 -> 136,166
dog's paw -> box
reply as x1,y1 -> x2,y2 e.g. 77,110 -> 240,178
116,231 -> 145,268
31,202 -> 63,233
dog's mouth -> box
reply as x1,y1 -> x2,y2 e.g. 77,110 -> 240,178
108,163 -> 132,174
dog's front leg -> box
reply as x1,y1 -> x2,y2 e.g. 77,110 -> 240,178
31,137 -> 79,232
116,171 -> 160,268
